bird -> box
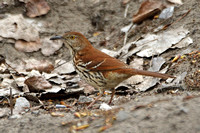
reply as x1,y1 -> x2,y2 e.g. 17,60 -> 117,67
50,32 -> 174,108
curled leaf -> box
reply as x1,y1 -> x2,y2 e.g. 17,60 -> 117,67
0,14 -> 39,41
26,0 -> 50,18
25,76 -> 52,92
15,40 -> 41,52
51,112 -> 64,117
133,0 -> 164,23
25,59 -> 54,73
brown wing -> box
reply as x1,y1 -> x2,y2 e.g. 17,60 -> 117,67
77,47 -> 129,72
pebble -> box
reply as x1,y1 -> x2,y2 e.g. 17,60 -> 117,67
14,97 -> 30,110
31,110 -> 40,115
99,103 -> 112,111
78,95 -> 93,103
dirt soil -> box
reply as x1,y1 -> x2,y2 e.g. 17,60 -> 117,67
0,0 -> 200,133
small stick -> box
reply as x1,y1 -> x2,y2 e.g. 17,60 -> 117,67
162,8 -> 191,30
124,4 -> 129,18
54,60 -> 68,69
10,87 -> 13,116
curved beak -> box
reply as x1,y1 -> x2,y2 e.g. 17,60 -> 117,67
50,36 -> 63,40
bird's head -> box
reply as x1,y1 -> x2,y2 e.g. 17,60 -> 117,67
50,32 -> 91,55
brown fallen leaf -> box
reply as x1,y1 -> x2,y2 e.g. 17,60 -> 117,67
25,76 -> 52,92
51,112 -> 64,117
26,0 -> 50,18
75,124 -> 90,131
25,59 -> 54,73
133,0 -> 165,23
74,112 -> 81,118
15,39 -> 41,52
171,55 -> 180,62
99,124 -> 112,132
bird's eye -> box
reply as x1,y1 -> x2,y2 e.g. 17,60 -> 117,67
70,36 -> 75,40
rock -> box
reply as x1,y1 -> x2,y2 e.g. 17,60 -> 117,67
78,95 -> 93,104
99,103 -> 112,111
0,108 -> 9,118
31,110 -> 40,115
14,97 -> 30,114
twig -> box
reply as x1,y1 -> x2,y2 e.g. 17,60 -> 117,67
5,62 -> 20,74
123,23 -> 134,46
124,4 -> 129,18
10,87 -> 13,116
54,60 -> 68,69
162,8 -> 191,30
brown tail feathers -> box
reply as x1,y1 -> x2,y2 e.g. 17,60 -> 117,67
133,69 -> 174,79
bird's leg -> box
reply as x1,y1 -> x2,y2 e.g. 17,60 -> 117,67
108,88 -> 115,105
87,90 -> 104,108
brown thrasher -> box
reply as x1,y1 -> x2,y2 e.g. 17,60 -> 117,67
50,32 -> 174,108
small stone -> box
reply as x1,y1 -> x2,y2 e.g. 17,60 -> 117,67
99,103 -> 112,111
9,114 -> 21,119
78,95 -> 93,104
14,97 -> 30,113
0,108 -> 9,118
31,110 -> 40,115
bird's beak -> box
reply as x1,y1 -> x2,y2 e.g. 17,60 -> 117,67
50,36 -> 63,40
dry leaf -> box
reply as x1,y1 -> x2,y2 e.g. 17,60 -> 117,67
53,60 -> 75,74
25,76 -> 52,92
74,112 -> 81,118
75,124 -> 90,131
51,112 -> 64,117
118,27 -> 191,58
25,59 -> 54,73
26,0 -> 50,18
0,14 -> 39,42
15,40 -> 41,52
133,0 -> 165,23
41,37 -> 63,56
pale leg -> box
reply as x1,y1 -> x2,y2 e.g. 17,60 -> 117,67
87,91 -> 104,108
108,88 -> 115,105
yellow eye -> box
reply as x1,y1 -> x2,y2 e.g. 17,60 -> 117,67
70,36 -> 75,40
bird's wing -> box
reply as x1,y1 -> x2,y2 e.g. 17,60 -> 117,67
77,47 -> 129,72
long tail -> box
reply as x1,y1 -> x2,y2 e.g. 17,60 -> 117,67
132,69 -> 174,79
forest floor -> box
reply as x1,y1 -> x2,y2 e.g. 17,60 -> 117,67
0,0 -> 200,133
